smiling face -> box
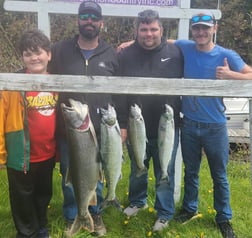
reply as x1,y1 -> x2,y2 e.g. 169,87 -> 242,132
22,48 -> 51,74
191,23 -> 217,51
136,19 -> 163,50
18,30 -> 51,74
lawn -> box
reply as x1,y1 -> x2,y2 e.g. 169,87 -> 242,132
0,150 -> 251,238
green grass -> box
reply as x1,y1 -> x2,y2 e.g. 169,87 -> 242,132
0,151 -> 252,238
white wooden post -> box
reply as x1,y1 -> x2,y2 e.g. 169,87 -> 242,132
178,0 -> 190,39
174,0 -> 191,201
38,0 -> 51,37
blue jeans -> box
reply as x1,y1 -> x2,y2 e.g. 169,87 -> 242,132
126,127 -> 179,221
58,138 -> 104,221
181,117 -> 232,223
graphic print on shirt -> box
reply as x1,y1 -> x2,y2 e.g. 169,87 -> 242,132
26,92 -> 58,116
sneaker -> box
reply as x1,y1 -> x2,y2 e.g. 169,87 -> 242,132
123,204 -> 148,217
153,218 -> 169,232
91,214 -> 107,237
175,208 -> 199,224
38,227 -> 49,238
217,221 -> 236,238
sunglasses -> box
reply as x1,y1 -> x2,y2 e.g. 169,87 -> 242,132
191,15 -> 214,23
79,13 -> 101,22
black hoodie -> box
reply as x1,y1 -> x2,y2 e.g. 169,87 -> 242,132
48,35 -> 121,136
118,37 -> 184,139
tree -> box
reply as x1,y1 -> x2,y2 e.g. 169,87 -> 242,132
217,0 -> 252,64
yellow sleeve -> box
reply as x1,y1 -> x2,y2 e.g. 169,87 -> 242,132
0,91 -> 8,164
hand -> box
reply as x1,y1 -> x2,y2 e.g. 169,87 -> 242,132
120,128 -> 127,143
116,40 -> 135,53
216,58 -> 231,79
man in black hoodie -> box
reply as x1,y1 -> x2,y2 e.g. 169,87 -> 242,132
48,1 -> 126,236
118,9 -> 183,232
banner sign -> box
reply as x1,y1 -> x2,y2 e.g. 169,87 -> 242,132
52,0 -> 178,7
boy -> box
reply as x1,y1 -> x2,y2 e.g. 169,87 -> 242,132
0,30 -> 58,238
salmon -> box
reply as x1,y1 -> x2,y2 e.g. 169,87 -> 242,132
61,99 -> 100,237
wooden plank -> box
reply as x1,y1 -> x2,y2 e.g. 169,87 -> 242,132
1,73 -> 252,97
228,129 -> 250,144
1,73 -> 252,152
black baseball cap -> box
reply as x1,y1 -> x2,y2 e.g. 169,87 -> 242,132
78,1 -> 102,17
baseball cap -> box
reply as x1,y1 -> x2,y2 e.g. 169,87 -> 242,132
191,12 -> 215,27
78,1 -> 102,17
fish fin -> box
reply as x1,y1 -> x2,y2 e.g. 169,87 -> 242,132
89,119 -> 99,149
98,164 -> 104,181
66,214 -> 94,236
122,154 -> 126,163
136,167 -> 148,178
115,122 -> 122,136
89,191 -> 97,206
159,176 -> 170,185
65,167 -> 72,185
100,197 -> 122,212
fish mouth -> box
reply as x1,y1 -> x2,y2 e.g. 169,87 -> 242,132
61,99 -> 90,130
61,103 -> 75,111
100,104 -> 117,126
77,114 -> 90,130
102,117 -> 116,126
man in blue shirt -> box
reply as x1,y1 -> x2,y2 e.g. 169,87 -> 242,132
169,12 -> 252,238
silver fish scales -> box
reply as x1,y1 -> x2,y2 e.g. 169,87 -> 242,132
128,103 -> 148,177
61,99 -> 100,237
100,104 -> 123,210
158,104 -> 175,182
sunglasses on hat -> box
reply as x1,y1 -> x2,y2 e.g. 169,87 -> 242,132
79,13 -> 101,22
191,15 -> 214,24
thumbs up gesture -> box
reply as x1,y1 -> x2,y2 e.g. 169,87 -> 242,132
216,58 -> 231,79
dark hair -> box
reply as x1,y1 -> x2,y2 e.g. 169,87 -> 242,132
135,9 -> 162,29
18,29 -> 51,54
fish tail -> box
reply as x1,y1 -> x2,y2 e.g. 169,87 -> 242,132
100,197 -> 122,211
158,173 -> 170,186
65,213 -> 94,237
136,167 -> 148,178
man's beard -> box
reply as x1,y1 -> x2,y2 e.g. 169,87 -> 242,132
78,23 -> 100,40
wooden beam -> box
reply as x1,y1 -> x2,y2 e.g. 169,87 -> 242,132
1,73 -> 252,97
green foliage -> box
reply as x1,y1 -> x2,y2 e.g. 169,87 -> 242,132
217,0 -> 252,64
0,5 -> 37,71
191,0 -> 219,9
50,14 -> 78,42
101,17 -> 135,47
